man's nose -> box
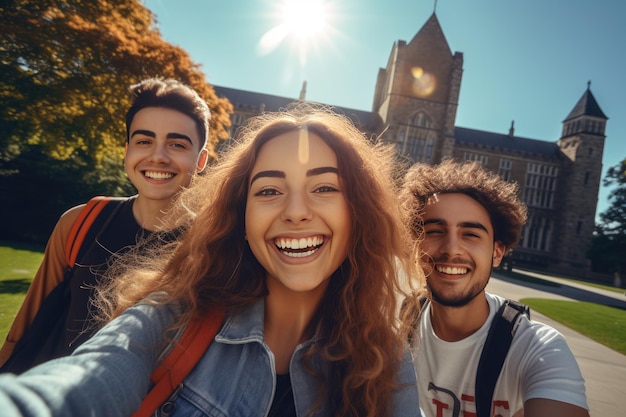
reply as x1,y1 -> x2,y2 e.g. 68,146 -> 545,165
148,143 -> 170,163
440,234 -> 463,256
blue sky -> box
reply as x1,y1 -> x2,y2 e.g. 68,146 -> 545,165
144,0 -> 625,221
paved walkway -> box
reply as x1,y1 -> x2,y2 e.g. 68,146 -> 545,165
487,269 -> 626,417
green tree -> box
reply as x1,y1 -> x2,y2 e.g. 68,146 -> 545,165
0,0 -> 233,243
588,158 -> 626,275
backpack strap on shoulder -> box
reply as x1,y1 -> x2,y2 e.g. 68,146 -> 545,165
132,306 -> 226,417
475,299 -> 530,417
65,196 -> 112,267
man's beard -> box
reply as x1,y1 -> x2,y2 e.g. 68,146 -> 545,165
427,260 -> 492,307
429,278 -> 489,307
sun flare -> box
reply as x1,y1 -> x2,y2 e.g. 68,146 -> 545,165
258,0 -> 330,55
282,0 -> 326,39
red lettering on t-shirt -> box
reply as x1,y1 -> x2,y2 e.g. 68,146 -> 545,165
432,398 -> 449,417
460,394 -> 476,417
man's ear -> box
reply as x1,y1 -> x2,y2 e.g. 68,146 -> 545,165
196,149 -> 209,173
492,241 -> 506,267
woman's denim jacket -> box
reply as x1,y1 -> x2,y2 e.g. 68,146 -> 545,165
0,299 -> 421,417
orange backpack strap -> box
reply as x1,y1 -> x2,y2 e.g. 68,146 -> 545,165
132,306 -> 226,417
64,196 -> 112,267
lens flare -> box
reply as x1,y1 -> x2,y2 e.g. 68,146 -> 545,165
411,66 -> 436,97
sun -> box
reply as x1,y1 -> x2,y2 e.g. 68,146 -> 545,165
282,0 -> 326,40
258,0 -> 330,55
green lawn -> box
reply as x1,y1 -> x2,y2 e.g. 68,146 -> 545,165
0,241 -> 625,356
520,298 -> 626,355
0,241 -> 44,341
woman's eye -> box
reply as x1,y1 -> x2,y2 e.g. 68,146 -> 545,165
314,185 -> 339,193
255,188 -> 280,197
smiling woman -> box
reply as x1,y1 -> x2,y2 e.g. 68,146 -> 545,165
0,104 -> 425,417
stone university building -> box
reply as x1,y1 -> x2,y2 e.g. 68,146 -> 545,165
212,13 -> 608,277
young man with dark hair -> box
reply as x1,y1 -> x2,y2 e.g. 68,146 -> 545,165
401,159 -> 589,417
0,78 -> 210,370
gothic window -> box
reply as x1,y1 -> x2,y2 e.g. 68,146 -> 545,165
523,163 -> 558,209
584,171 -> 590,185
411,112 -> 432,128
398,111 -> 435,163
521,213 -> 552,251
463,152 -> 488,165
499,158 -> 512,181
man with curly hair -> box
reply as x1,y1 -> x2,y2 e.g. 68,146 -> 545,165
401,159 -> 589,417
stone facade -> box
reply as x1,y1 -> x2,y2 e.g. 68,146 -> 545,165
212,13 -> 608,276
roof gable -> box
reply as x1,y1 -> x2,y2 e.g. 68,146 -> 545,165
564,84 -> 608,122
408,13 -> 452,56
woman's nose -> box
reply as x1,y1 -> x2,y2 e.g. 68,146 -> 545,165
281,191 -> 313,223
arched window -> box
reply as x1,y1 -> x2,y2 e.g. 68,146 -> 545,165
398,111 -> 435,163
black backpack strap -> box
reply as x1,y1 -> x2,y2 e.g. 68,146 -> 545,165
475,299 -> 529,417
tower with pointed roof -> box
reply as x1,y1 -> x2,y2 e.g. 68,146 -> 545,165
553,83 -> 608,270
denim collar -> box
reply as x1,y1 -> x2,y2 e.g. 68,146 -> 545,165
215,299 -> 266,344
215,299 -> 319,350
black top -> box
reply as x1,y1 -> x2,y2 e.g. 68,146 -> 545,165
268,373 -> 297,417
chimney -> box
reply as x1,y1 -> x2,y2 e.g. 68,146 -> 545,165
509,120 -> 515,137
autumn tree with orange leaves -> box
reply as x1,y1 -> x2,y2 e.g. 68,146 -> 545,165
0,0 -> 233,243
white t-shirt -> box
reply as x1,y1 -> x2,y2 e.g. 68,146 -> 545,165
413,293 -> 589,417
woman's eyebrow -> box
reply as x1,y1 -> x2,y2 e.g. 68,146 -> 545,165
250,166 -> 338,185
250,170 -> 285,185
307,166 -> 338,176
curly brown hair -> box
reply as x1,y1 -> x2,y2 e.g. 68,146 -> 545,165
399,158 -> 528,249
98,103 -> 422,417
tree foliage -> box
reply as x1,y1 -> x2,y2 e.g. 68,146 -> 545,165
588,158 -> 626,274
0,0 -> 233,243
599,159 -> 626,235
